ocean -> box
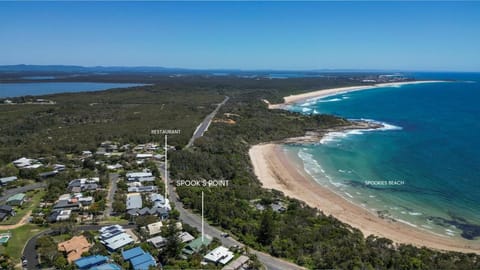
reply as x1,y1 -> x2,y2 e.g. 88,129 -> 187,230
284,73 -> 480,241
0,82 -> 146,98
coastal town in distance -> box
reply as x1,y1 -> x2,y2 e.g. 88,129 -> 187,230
1,2 -> 480,270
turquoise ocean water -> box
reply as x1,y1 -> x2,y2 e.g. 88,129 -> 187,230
285,74 -> 480,240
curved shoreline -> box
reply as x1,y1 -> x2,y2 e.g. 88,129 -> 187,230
249,143 -> 480,254
267,80 -> 447,109
255,80 -> 479,253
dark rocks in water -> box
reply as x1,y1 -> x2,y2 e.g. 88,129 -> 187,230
428,216 -> 480,240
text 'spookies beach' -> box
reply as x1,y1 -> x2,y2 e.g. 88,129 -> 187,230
249,144 -> 480,253
252,81 -> 480,254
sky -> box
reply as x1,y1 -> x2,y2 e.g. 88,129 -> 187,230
1,2 -> 480,71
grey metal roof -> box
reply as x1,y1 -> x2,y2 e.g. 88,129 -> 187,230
126,194 -> 142,210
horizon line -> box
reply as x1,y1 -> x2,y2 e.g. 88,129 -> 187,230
1,64 -> 479,73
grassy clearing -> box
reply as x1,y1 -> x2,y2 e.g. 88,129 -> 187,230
0,224 -> 46,266
0,189 -> 45,226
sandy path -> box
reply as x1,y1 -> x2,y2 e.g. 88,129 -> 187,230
0,210 -> 32,230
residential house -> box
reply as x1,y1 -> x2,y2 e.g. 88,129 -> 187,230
179,231 -> 195,243
81,151 -> 93,157
147,235 -> 167,249
182,235 -> 212,256
149,193 -> 169,209
271,202 -> 287,213
121,247 -> 157,270
53,164 -> 66,171
128,207 -> 169,220
56,210 -> 72,221
57,235 -> 91,263
68,177 -> 100,192
12,157 -> 38,168
204,246 -> 234,265
145,143 -> 159,151
255,204 -> 265,211
0,205 -> 15,221
135,153 -> 153,160
6,193 -> 25,206
53,198 -> 80,211
0,176 -> 17,186
99,225 -> 134,251
100,141 -> 119,153
126,193 -> 142,210
89,263 -> 122,270
74,255 -> 108,270
222,255 -> 250,270
38,171 -> 58,178
107,163 -> 123,170
127,186 -> 157,193
153,154 -> 165,161
146,221 -> 163,236
126,171 -> 155,182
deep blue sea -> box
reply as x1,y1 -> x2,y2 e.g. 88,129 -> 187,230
0,82 -> 145,98
285,73 -> 480,240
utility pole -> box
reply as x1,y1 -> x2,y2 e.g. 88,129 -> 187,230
202,191 -> 204,242
164,134 -> 168,200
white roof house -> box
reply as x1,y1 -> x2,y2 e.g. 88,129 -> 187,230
147,221 -> 163,236
102,233 -> 134,251
150,193 -> 165,207
81,150 -> 93,156
204,246 -> 234,265
59,194 -> 72,201
107,163 -> 123,170
99,225 -> 133,251
179,232 -> 195,243
128,186 -> 157,193
25,164 -> 43,169
0,176 -> 17,185
126,172 -> 155,182
13,157 -> 35,168
99,224 -> 123,233
56,210 -> 72,221
136,153 -> 153,159
126,193 -> 142,210
79,196 -> 94,206
147,235 -> 167,248
145,143 -> 159,151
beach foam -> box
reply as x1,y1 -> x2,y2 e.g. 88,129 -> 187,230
319,119 -> 402,145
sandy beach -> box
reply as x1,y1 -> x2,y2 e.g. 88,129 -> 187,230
268,80 -> 446,109
249,143 -> 480,254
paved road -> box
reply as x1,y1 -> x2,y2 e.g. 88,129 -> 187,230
23,228 -> 51,270
186,96 -> 229,148
0,182 -> 46,202
104,173 -> 119,217
23,224 -> 136,270
159,164 -> 304,270
166,95 -> 304,270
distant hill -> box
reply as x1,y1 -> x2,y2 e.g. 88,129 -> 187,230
0,64 -> 191,73
0,64 -> 400,74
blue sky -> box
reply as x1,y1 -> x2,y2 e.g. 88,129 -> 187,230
1,2 -> 479,71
